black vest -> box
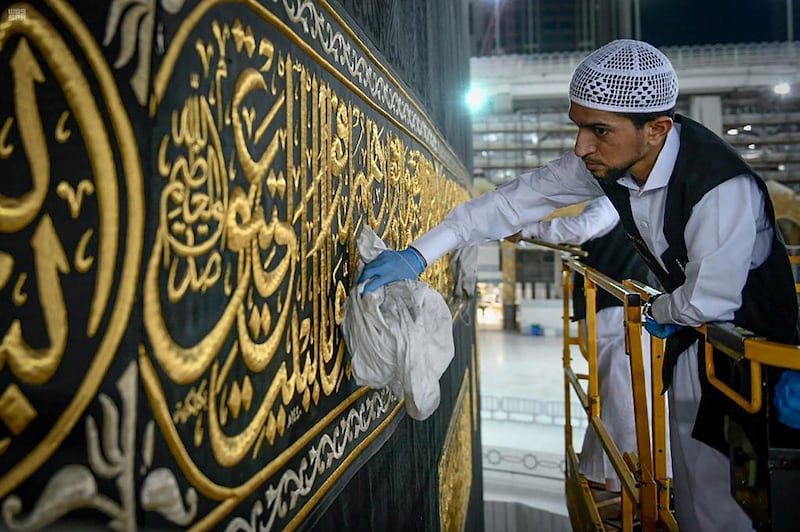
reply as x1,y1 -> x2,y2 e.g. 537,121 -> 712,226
572,222 -> 651,321
599,114 -> 799,452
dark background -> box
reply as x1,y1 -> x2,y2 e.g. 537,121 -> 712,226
642,0 -> 796,47
472,0 -> 800,55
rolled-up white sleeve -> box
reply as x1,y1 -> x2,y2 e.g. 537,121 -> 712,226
412,152 -> 603,264
522,196 -> 619,245
651,176 -> 772,326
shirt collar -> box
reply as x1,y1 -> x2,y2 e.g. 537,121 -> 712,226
616,123 -> 681,191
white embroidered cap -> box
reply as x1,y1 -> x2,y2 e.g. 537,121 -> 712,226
569,39 -> 678,113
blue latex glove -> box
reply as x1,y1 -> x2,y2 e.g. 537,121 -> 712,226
358,248 -> 426,295
774,370 -> 800,429
643,316 -> 684,339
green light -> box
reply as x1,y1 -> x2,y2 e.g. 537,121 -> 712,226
466,87 -> 488,113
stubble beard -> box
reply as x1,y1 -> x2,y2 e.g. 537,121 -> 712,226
588,157 -> 639,183
588,166 -> 626,183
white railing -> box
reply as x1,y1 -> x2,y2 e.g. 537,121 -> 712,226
471,41 -> 800,77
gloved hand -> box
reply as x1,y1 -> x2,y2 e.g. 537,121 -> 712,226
773,370 -> 800,429
643,316 -> 684,339
358,247 -> 426,295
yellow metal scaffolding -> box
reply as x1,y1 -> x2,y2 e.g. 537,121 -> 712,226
562,254 -> 800,531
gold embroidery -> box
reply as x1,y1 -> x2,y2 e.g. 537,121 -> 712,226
0,0 -> 144,500
438,370 -> 473,532
0,385 -> 36,436
56,180 -> 95,219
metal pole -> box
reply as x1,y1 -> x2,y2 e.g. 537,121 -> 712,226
527,0 -> 534,52
494,0 -> 501,54
580,0 -> 589,48
789,0 -> 795,42
634,0 -> 641,40
519,237 -> 588,258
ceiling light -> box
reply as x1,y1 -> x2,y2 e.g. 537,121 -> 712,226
774,82 -> 791,95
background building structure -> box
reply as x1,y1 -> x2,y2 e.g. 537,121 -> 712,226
468,0 -> 800,188
470,44 -> 800,186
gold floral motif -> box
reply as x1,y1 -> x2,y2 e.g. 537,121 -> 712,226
439,370 -> 473,532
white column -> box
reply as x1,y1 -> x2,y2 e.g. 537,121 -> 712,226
688,95 -> 723,136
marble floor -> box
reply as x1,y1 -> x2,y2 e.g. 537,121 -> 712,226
477,304 -> 588,519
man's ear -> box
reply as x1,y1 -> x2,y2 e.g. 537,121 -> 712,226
648,116 -> 673,144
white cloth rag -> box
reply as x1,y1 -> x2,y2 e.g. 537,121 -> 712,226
341,227 -> 455,420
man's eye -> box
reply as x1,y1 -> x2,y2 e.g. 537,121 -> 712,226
593,127 -> 608,136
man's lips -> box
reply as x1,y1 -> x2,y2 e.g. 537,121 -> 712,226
583,161 -> 602,170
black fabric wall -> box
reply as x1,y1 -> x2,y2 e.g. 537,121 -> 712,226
311,305 -> 483,531
0,0 -> 480,530
333,0 -> 474,171
313,2 -> 482,530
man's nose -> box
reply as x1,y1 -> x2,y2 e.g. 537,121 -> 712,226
574,130 -> 593,159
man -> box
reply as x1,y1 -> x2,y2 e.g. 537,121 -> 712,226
517,196 -> 655,494
358,39 -> 798,530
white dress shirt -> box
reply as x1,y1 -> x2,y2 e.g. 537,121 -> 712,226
412,124 -> 772,327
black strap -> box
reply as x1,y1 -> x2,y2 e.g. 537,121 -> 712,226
661,327 -> 702,393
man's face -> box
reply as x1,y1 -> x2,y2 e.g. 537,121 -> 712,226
568,102 -> 655,184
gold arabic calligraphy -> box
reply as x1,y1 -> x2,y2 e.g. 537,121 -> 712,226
143,17 -> 468,470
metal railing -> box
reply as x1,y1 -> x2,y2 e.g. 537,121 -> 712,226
562,251 -> 800,531
562,257 -> 672,531
483,446 -> 567,480
472,41 -> 800,78
481,394 -> 588,427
